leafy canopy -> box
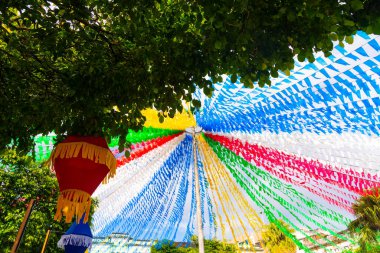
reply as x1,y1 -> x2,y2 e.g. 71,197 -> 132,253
151,236 -> 237,253
261,220 -> 297,253
1,0 -> 379,151
348,189 -> 380,252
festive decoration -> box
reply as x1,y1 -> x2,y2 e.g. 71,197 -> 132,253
197,135 -> 264,249
195,32 -> 380,136
33,128 -> 182,162
50,136 -> 116,223
58,218 -> 93,253
116,133 -> 183,167
91,134 -> 187,236
94,135 -> 194,238
206,133 -> 379,210
142,108 -> 196,130
79,32 -> 380,252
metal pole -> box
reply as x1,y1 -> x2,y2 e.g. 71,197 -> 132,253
192,131 -> 204,253
40,229 -> 51,253
11,199 -> 35,253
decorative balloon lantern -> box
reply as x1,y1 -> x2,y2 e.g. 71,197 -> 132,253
50,136 -> 116,223
58,218 -> 93,253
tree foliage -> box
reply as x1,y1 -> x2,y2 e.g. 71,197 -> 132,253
0,149 -> 68,252
1,0 -> 379,151
151,236 -> 237,253
261,220 -> 297,253
151,239 -> 193,253
0,148 -> 98,252
348,189 -> 380,252
192,235 -> 237,253
341,244 -> 380,253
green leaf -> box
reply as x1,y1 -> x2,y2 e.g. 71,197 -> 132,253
230,74 -> 237,83
214,40 -> 222,49
297,53 -> 305,62
245,80 -> 254,89
287,11 -> 296,22
373,19 -> 380,35
271,70 -> 279,78
307,53 -> 315,63
168,109 -> 175,118
215,75 -> 223,83
330,33 -> 338,41
345,35 -> 354,44
366,25 -> 374,34
323,51 -> 332,58
350,0 -> 363,11
58,9 -> 66,16
192,99 -> 201,108
344,19 -> 355,27
203,86 -> 213,97
159,114 -> 164,123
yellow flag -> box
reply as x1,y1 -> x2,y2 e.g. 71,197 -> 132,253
142,109 -> 196,130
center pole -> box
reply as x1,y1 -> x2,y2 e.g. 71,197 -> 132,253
192,130 -> 204,253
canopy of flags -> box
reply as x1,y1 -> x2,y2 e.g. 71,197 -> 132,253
33,31 -> 380,252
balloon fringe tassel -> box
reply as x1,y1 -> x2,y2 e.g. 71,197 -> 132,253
54,189 -> 91,223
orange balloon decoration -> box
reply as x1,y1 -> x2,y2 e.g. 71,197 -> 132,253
49,136 -> 116,223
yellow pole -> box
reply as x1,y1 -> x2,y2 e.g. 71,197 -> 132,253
40,229 -> 51,253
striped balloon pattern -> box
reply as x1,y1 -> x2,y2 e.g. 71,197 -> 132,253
33,32 -> 380,251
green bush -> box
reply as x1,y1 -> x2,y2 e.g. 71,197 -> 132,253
151,236 -> 237,253
0,149 -> 68,252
